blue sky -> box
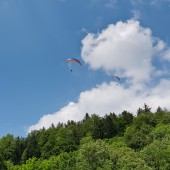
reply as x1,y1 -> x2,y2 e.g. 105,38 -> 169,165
0,0 -> 170,137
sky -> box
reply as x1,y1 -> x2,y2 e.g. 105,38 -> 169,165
0,0 -> 170,137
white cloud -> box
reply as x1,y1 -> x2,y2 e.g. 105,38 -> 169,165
27,19 -> 170,133
163,48 -> 170,61
28,80 -> 170,133
152,39 -> 170,61
153,39 -> 166,52
81,20 -> 158,83
28,102 -> 83,132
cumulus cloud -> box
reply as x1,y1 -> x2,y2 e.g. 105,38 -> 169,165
81,20 -> 159,84
28,80 -> 170,133
163,48 -> 170,61
27,19 -> 170,133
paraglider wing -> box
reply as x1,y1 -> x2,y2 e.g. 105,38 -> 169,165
112,76 -> 120,81
112,76 -> 120,86
66,58 -> 82,66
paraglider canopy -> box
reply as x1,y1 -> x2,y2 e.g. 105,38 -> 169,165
112,76 -> 120,86
112,76 -> 120,81
66,58 -> 82,66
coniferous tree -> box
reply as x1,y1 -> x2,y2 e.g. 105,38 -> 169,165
22,131 -> 41,162
0,154 -> 7,170
91,115 -> 104,139
102,114 -> 117,138
117,111 -> 133,134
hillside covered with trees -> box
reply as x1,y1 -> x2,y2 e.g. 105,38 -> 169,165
1,104 -> 170,170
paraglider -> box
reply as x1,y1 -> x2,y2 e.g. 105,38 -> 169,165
66,58 -> 82,71
112,76 -> 120,81
66,58 -> 82,66
112,76 -> 120,86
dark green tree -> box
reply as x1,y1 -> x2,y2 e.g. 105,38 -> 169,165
0,154 -> 7,170
21,131 -> 41,163
102,114 -> 117,138
91,114 -> 104,139
11,137 -> 25,165
117,111 -> 133,135
137,103 -> 152,115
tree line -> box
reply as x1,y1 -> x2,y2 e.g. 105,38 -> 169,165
0,104 -> 170,169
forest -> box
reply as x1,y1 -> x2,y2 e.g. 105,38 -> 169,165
0,104 -> 170,170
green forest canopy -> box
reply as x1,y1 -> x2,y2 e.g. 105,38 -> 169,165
1,104 -> 170,170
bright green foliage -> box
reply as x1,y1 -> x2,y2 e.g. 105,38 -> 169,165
160,112 -> 170,124
150,124 -> 170,140
140,138 -> 170,170
9,152 -> 77,170
76,139 -> 151,170
109,136 -> 127,148
76,140 -> 113,170
18,157 -> 40,170
37,152 -> 77,170
46,152 -> 77,170
106,137 -> 151,169
110,147 -> 152,170
124,109 -> 159,150
124,123 -> 153,150
80,135 -> 93,145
